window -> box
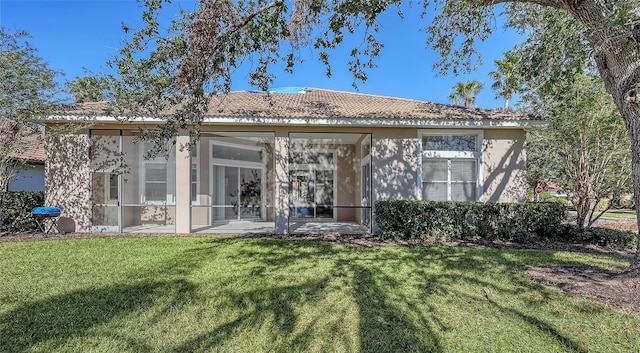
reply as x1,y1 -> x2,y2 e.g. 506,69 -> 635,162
191,146 -> 200,204
423,134 -> 477,151
144,163 -> 167,202
142,142 -> 176,204
108,173 -> 119,201
212,143 -> 262,163
422,159 -> 477,201
210,139 -> 267,222
420,131 -> 482,201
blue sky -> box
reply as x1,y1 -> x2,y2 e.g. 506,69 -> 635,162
1,0 -> 524,108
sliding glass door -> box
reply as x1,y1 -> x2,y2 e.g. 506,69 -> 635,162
290,168 -> 335,220
211,165 -> 264,222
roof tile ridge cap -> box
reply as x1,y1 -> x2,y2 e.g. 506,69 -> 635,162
307,87 -> 432,103
439,102 -> 532,116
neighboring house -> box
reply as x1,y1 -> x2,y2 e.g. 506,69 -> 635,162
3,125 -> 45,192
544,182 -> 567,197
45,88 -> 544,234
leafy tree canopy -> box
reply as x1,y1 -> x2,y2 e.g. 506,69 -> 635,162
0,28 -> 61,213
102,0 -> 640,270
66,74 -> 110,103
525,73 -> 631,229
447,80 -> 484,107
0,28 -> 61,121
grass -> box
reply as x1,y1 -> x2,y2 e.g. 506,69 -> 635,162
568,209 -> 637,220
598,209 -> 638,219
1,236 -> 639,353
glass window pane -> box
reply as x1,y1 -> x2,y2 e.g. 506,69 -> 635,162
191,164 -> 198,202
423,182 -> 447,201
423,135 -> 477,151
361,142 -> 371,157
109,174 -> 119,201
451,160 -> 476,182
224,166 -> 238,206
145,163 -> 167,182
240,168 -> 262,208
212,144 -> 262,162
422,159 -> 448,181
290,152 -> 334,164
145,183 -> 166,201
451,183 -> 476,201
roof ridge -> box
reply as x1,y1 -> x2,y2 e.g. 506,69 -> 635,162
306,87 -> 433,104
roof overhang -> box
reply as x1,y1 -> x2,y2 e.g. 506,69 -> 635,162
46,115 -> 547,129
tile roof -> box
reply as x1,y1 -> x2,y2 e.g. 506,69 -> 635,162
0,121 -> 45,162
205,88 -> 540,121
58,87 -> 540,122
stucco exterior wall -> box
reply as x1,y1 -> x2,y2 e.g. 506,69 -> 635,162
43,122 -> 529,233
371,129 -> 420,202
45,132 -> 91,232
482,129 -> 527,203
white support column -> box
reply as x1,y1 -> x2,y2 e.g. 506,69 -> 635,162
175,130 -> 191,233
274,133 -> 290,234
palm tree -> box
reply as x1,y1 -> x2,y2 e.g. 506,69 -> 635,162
489,52 -> 521,110
448,80 -> 484,108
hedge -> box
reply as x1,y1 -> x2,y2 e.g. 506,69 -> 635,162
0,191 -> 45,233
375,200 -> 567,242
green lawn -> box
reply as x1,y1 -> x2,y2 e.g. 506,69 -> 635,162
568,209 -> 637,220
1,236 -> 638,353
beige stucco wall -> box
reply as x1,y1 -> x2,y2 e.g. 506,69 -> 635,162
45,132 -> 91,232
371,129 -> 420,202
482,129 -> 527,203
370,128 -> 420,232
45,122 -> 528,233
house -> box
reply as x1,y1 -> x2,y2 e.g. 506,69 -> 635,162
1,122 -> 45,192
44,88 -> 544,234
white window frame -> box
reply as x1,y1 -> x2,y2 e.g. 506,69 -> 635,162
140,143 -> 176,205
209,140 -> 267,221
419,130 -> 483,201
191,145 -> 201,205
289,148 -> 337,221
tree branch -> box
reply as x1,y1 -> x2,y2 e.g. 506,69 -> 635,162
474,0 -> 569,11
229,0 -> 285,36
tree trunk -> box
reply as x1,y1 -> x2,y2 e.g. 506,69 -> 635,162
620,110 -> 640,273
575,194 -> 591,230
494,0 -> 640,271
580,3 -> 640,273
595,59 -> 640,272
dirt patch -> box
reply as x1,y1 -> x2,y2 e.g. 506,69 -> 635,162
1,226 -> 638,316
526,266 -> 640,316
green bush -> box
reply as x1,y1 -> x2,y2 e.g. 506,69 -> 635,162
375,200 -> 567,243
0,191 -> 45,233
556,224 -> 637,249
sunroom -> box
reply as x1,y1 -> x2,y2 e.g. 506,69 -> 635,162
88,129 -> 372,234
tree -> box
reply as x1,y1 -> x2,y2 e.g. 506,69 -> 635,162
105,0 -> 640,271
0,29 -> 60,207
66,74 -> 110,103
447,80 -> 484,107
525,73 -> 632,230
489,51 -> 520,110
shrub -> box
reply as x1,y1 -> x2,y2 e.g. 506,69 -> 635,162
555,224 -> 637,249
0,191 -> 45,233
375,200 -> 567,243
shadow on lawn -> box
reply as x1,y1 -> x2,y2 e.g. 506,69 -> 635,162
0,238 -> 606,352
171,238 -> 597,352
348,262 -> 444,352
0,279 -> 197,353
